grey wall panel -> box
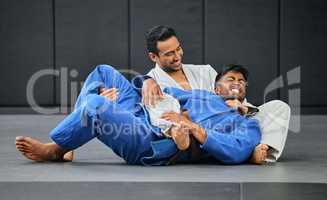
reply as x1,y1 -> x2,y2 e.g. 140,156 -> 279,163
55,0 -> 128,107
280,0 -> 327,107
0,0 -> 326,114
130,0 -> 203,76
0,0 -> 54,106
206,0 -> 279,106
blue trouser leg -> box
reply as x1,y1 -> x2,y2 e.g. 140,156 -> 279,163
74,64 -> 140,112
50,94 -> 155,164
50,64 -> 154,164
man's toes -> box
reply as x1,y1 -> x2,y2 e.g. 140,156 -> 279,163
16,143 -> 26,149
260,152 -> 267,163
20,148 -> 31,153
22,153 -> 37,161
23,152 -> 34,160
256,156 -> 264,164
262,150 -> 268,156
17,136 -> 33,143
251,147 -> 268,165
16,145 -> 31,152
262,154 -> 267,162
22,153 -> 43,162
23,137 -> 35,144
17,147 -> 30,154
63,151 -> 74,162
16,136 -> 30,145
15,136 -> 25,141
261,144 -> 269,150
16,145 -> 25,152
16,144 -> 25,149
15,139 -> 30,146
15,141 -> 26,147
16,136 -> 31,144
16,141 -> 32,149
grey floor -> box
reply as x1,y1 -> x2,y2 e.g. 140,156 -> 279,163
1,115 -> 327,200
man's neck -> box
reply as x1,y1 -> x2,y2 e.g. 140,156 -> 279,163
156,63 -> 191,90
167,69 -> 184,77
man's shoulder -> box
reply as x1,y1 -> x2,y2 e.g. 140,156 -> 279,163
183,64 -> 217,75
146,68 -> 155,77
183,63 -> 213,69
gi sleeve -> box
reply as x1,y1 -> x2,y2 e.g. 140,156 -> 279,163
200,118 -> 261,164
130,75 -> 153,95
207,64 -> 218,92
145,94 -> 181,136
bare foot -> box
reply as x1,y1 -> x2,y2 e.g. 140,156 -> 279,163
250,144 -> 269,165
171,122 -> 191,151
15,136 -> 68,162
63,150 -> 74,162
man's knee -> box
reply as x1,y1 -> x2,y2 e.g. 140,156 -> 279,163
94,64 -> 128,87
95,64 -> 119,77
84,94 -> 112,116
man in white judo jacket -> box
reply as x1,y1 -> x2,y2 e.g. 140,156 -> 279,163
136,25 -> 290,163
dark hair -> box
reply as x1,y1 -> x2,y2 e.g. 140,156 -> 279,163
215,64 -> 249,83
145,25 -> 177,55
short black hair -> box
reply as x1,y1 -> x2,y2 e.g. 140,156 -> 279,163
145,25 -> 177,55
215,64 -> 249,83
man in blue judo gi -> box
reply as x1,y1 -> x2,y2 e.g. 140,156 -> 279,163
15,64 -> 261,165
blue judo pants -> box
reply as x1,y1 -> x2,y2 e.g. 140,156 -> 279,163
49,65 -> 156,164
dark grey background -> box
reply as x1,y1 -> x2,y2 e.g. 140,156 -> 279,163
0,0 -> 326,114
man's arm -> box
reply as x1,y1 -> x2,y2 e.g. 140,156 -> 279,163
225,99 -> 259,116
225,99 -> 249,115
161,111 -> 261,164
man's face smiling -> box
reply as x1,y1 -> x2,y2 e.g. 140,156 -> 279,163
215,71 -> 247,102
149,36 -> 184,72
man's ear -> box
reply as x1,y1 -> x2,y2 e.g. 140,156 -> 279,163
148,52 -> 158,63
214,84 -> 221,95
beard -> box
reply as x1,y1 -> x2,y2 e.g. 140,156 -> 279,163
162,67 -> 180,73
161,64 -> 182,73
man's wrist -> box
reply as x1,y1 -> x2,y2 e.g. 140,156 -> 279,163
240,105 -> 249,115
189,123 -> 207,144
